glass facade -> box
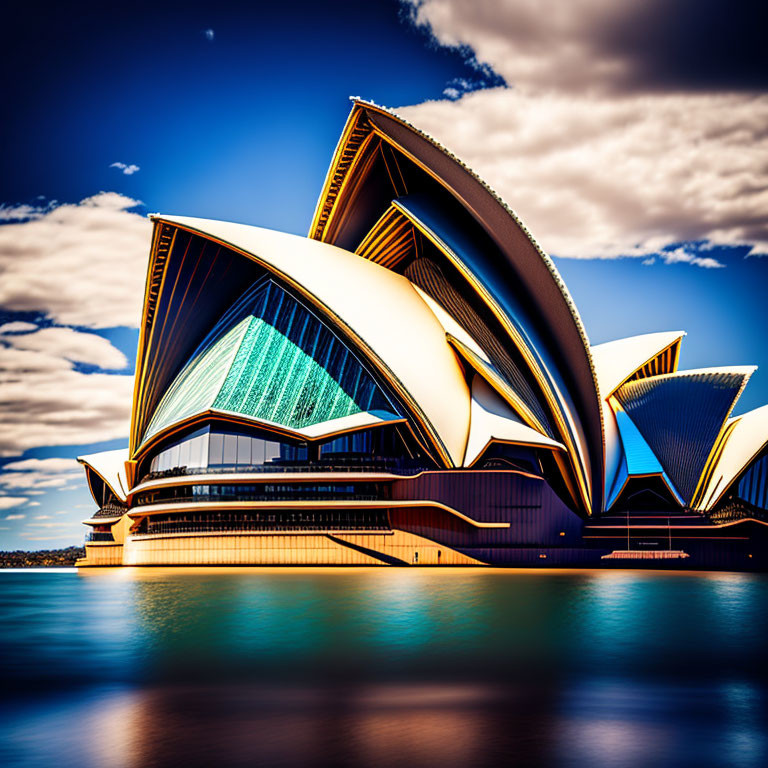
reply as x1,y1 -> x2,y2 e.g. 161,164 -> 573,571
317,426 -> 425,464
144,423 -> 431,480
135,482 -> 387,506
143,279 -> 397,443
148,425 -> 306,474
136,508 -> 391,535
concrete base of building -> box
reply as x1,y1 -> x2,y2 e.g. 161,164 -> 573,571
75,529 -> 482,567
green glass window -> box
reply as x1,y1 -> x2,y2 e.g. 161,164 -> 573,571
143,280 -> 396,442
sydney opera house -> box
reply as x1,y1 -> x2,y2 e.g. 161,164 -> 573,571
77,100 -> 768,568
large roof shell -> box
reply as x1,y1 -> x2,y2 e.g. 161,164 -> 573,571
137,216 -> 472,467
308,99 -> 603,514
141,278 -> 400,444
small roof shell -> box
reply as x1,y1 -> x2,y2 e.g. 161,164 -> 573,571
78,448 -> 130,503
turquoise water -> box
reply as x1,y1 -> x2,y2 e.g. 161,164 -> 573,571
2,568 -> 768,767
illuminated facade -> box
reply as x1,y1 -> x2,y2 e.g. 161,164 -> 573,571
77,100 -> 768,568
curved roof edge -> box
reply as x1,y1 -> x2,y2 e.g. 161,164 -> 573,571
592,331 -> 686,399
410,284 -> 490,362
142,216 -> 472,467
78,448 -> 130,503
698,403 -> 768,511
309,98 -> 604,513
310,98 -> 595,380
638,365 -> 757,381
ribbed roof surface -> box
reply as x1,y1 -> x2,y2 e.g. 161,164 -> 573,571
606,404 -> 683,509
615,368 -> 754,504
308,99 -> 604,512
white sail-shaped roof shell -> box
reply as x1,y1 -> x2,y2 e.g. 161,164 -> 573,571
147,216 -> 472,467
592,331 -> 685,511
78,448 -> 130,503
697,403 -> 768,511
591,331 -> 686,399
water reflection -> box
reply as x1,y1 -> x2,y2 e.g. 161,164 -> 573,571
2,568 -> 768,768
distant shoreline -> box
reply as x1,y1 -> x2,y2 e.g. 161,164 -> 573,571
0,546 -> 84,568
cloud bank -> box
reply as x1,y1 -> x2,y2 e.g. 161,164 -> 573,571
0,325 -> 133,457
0,458 -> 82,492
400,0 -> 768,261
0,192 -> 143,511
0,192 -> 151,327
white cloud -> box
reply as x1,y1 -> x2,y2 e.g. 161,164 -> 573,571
1,496 -> 28,511
26,522 -> 71,528
0,322 -> 39,333
0,473 -> 82,490
110,162 -> 140,175
0,203 -> 50,222
2,458 -> 81,473
660,247 -> 725,269
1,327 -> 128,370
204,29 -> 215,41
0,458 -> 92,522
399,1 -> 768,261
398,89 -> 768,261
0,458 -> 83,490
405,0 -> 646,94
0,367 -> 132,456
0,192 -> 151,328
0,323 -> 133,458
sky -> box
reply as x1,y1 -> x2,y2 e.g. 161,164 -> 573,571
0,0 -> 766,549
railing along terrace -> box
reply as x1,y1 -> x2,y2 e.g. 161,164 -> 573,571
134,493 -> 382,507
140,461 -> 428,483
93,502 -> 128,518
85,531 -> 115,543
708,499 -> 768,525
136,521 -> 391,536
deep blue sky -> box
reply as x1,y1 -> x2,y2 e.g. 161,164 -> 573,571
2,0 -> 493,233
0,0 -> 766,548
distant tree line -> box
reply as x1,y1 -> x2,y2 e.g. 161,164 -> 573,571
0,546 -> 85,567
